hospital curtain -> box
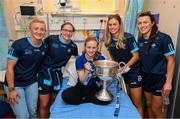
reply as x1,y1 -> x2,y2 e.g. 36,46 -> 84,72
0,0 -> 8,70
124,0 -> 144,40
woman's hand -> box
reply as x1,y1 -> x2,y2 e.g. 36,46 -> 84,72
117,66 -> 126,73
162,55 -> 175,97
162,80 -> 172,97
117,65 -> 131,74
8,90 -> 20,104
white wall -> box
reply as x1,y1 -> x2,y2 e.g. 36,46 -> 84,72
143,0 -> 180,47
4,0 -> 123,40
4,0 -> 179,47
3,0 -> 124,54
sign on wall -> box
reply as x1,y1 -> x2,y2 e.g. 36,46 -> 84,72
42,0 -> 116,14
80,0 -> 116,13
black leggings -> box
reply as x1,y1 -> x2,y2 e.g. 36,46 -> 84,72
62,82 -> 111,105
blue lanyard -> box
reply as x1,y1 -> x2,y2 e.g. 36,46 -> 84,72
114,81 -> 121,117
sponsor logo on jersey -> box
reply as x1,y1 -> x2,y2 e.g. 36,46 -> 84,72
71,44 -> 75,47
139,43 -> 144,47
151,43 -> 156,47
130,82 -> 137,85
42,51 -> 45,55
67,49 -> 71,53
60,44 -> 66,48
52,43 -> 59,48
24,50 -> 32,55
38,87 -> 42,91
33,49 -> 40,52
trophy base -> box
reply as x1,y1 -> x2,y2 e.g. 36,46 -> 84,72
96,88 -> 113,102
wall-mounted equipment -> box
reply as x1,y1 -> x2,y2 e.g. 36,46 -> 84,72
59,0 -> 67,7
20,6 -> 35,16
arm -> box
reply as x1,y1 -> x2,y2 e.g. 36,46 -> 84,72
76,62 -> 91,83
6,59 -> 16,88
6,58 -> 20,104
118,52 -> 139,73
118,35 -> 139,73
126,51 -> 139,67
161,34 -> 175,96
126,35 -> 140,67
162,55 -> 175,96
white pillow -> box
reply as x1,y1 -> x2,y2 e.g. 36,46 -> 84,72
64,61 -> 78,86
0,71 -> 6,83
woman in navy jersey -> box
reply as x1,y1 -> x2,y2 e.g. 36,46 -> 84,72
4,18 -> 47,118
103,14 -> 143,117
62,37 -> 110,105
137,11 -> 175,118
38,22 -> 78,118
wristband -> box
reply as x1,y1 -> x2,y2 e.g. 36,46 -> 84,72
121,66 -> 131,74
124,66 -> 131,73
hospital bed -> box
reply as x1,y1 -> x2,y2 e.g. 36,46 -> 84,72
50,61 -> 141,118
50,79 -> 141,118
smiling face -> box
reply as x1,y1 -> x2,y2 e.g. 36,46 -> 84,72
29,22 -> 46,42
61,24 -> 74,42
108,18 -> 120,38
85,40 -> 98,59
138,16 -> 154,38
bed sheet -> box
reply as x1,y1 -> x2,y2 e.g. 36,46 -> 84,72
50,79 -> 141,118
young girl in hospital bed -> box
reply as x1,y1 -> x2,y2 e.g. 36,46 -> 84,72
62,37 -> 112,105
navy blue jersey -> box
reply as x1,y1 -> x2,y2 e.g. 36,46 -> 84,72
108,32 -> 140,73
138,32 -> 175,74
76,53 -> 105,87
38,35 -> 78,90
5,37 -> 47,87
40,35 -> 78,69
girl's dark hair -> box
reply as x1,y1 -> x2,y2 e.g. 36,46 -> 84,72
82,37 -> 100,60
60,22 -> 75,32
138,11 -> 158,53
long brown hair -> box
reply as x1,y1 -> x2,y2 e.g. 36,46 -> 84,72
138,11 -> 158,53
105,14 -> 125,49
82,37 -> 100,60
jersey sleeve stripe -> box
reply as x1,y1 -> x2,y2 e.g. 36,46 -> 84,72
43,79 -> 52,85
133,42 -> 138,49
6,54 -> 18,61
54,85 -> 60,90
164,44 -> 175,56
130,47 -> 139,53
168,44 -> 174,51
164,51 -> 175,56
8,48 -> 14,55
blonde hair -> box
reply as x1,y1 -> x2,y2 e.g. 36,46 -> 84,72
28,18 -> 46,30
82,37 -> 100,60
105,14 -> 125,49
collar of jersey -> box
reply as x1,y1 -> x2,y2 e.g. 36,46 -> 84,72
59,35 -> 71,45
27,37 -> 42,48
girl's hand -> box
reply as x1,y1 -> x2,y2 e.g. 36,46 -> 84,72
84,62 -> 91,72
